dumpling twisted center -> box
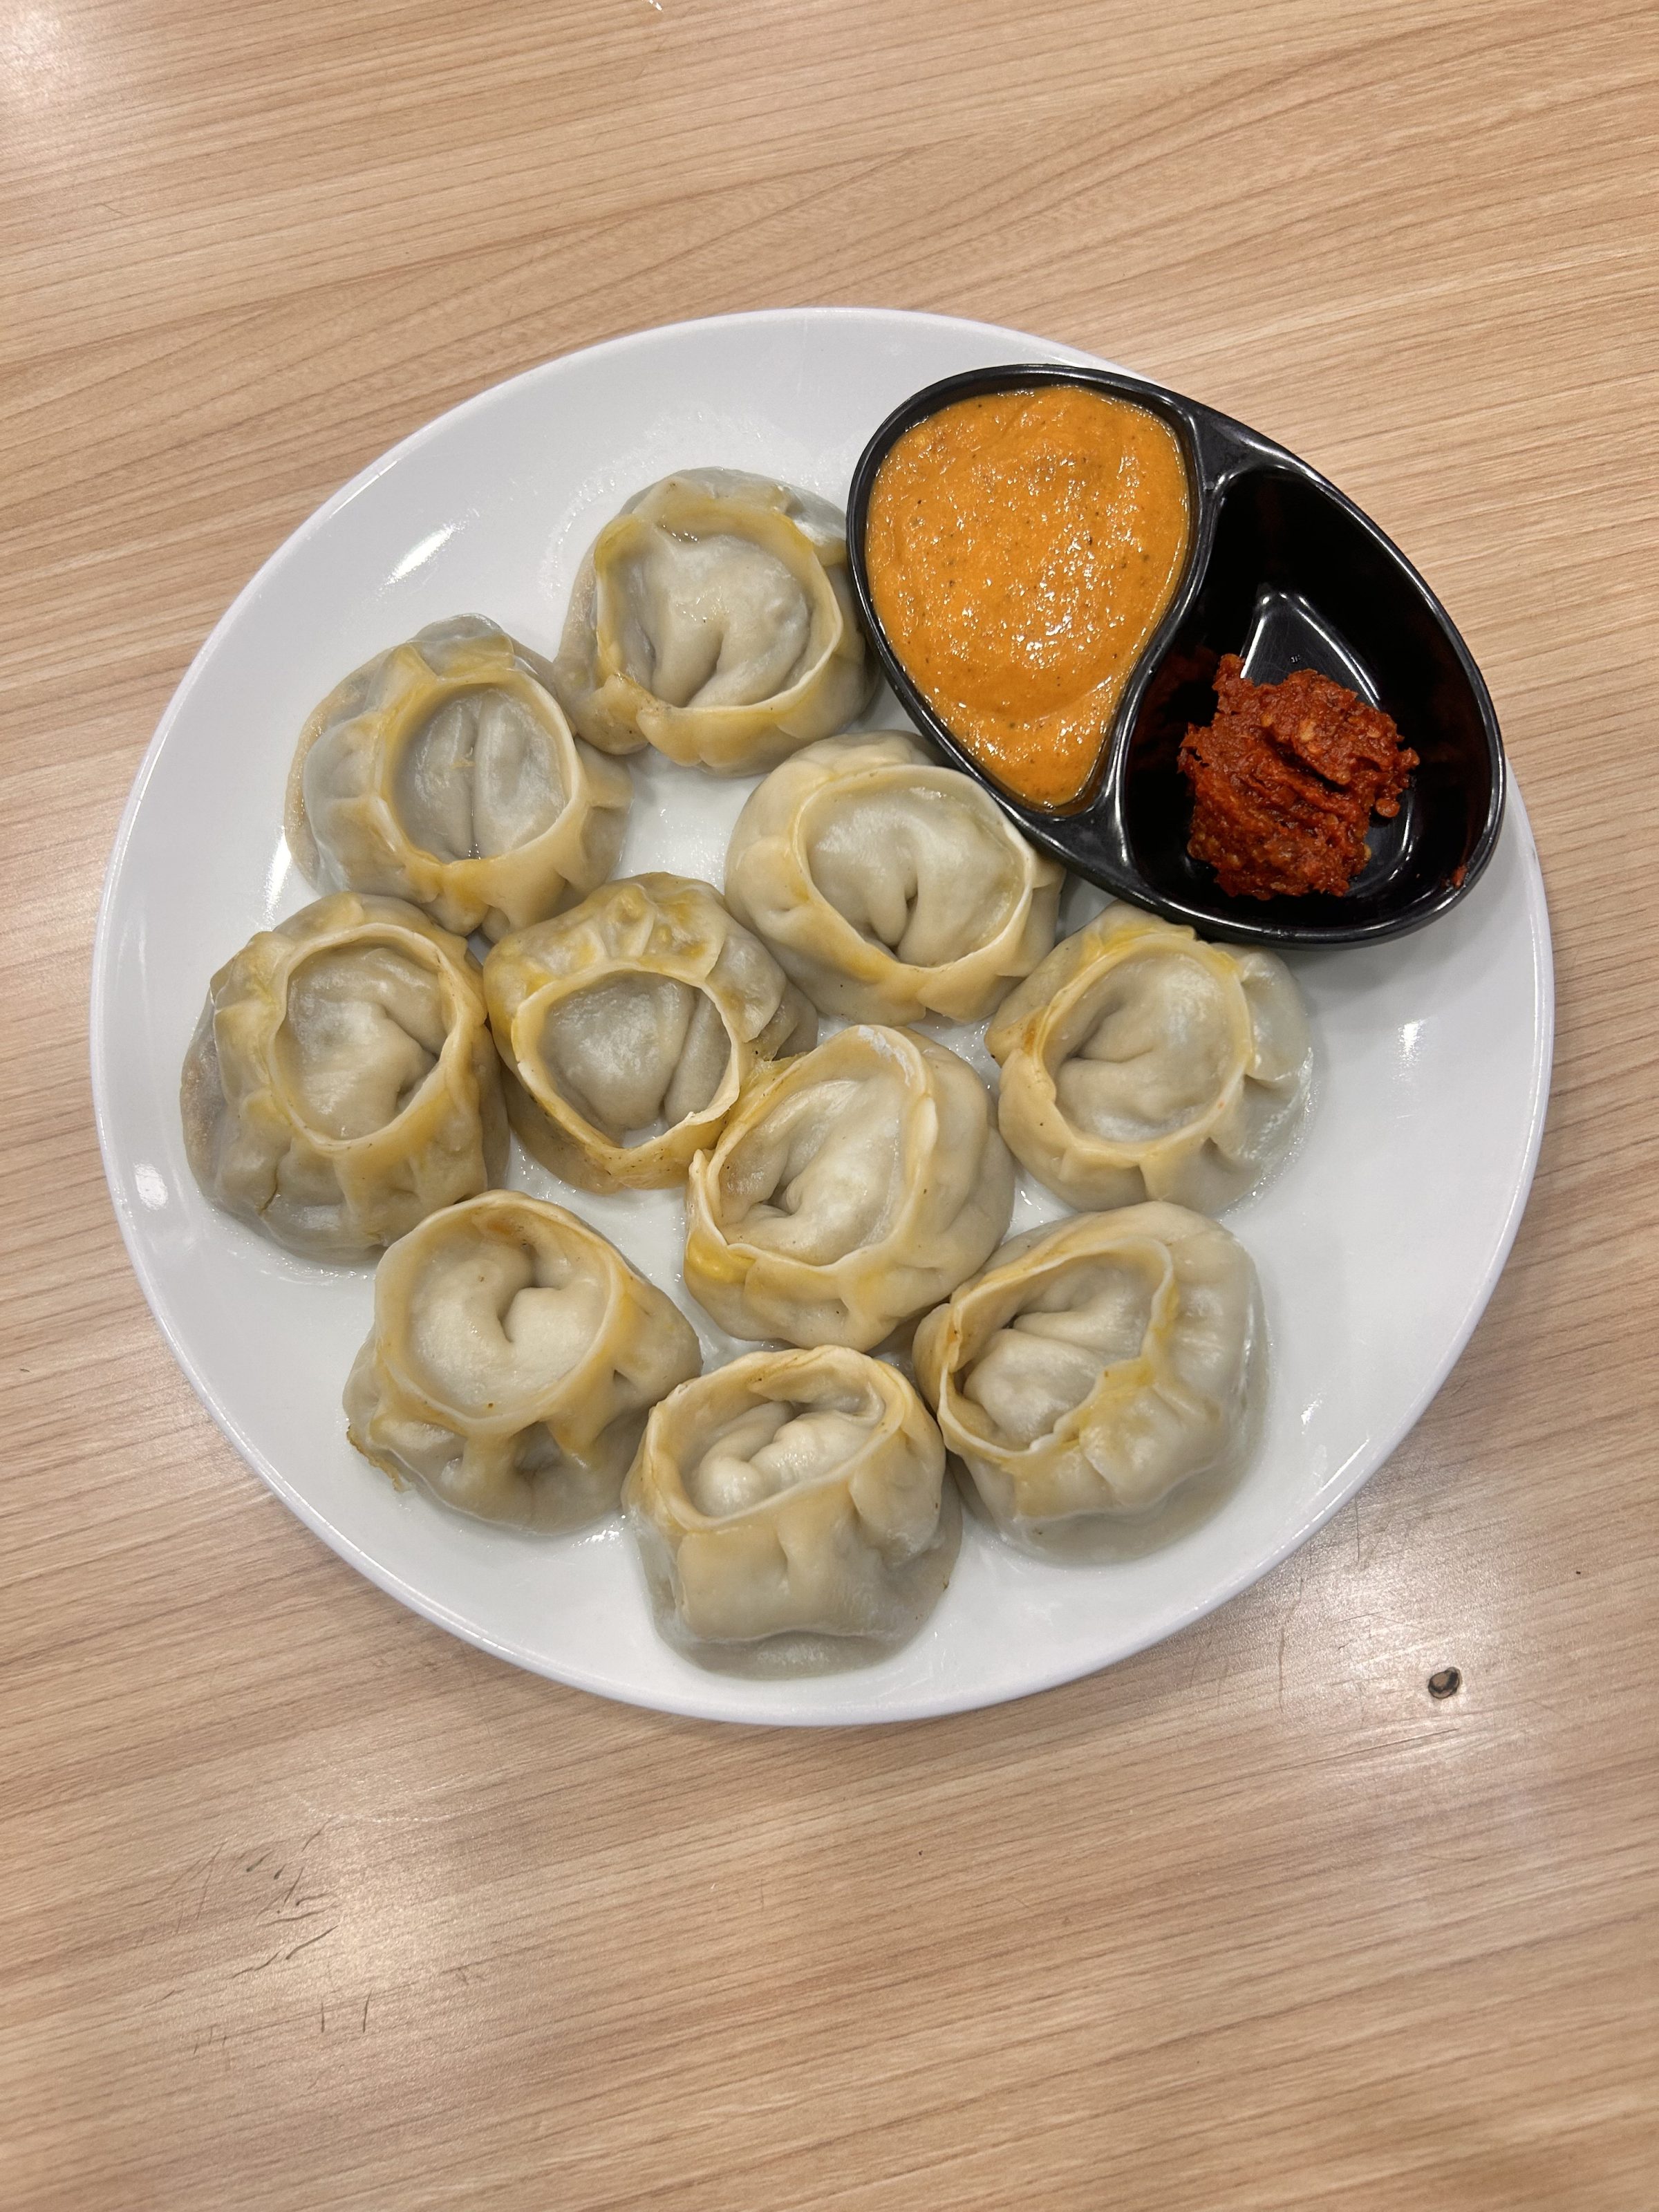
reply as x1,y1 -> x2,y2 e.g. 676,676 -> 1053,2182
406,1233 -> 610,1416
534,976 -> 733,1145
275,941 -> 449,1139
395,688 -> 565,861
720,1072 -> 905,1264
963,1255 -> 1161,1449
684,1398 -> 874,1517
613,527 -> 814,707
1054,951 -> 1235,1143
804,782 -> 1023,966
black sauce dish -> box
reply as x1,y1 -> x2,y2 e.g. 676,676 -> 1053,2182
844,364 -> 1505,948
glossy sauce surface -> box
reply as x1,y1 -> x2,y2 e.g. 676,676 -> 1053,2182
865,386 -> 1191,807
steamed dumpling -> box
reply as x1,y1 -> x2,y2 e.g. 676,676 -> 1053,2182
345,1192 -> 700,1529
286,616 -> 632,941
986,901 -> 1311,1213
724,730 -> 1065,1022
483,873 -> 816,1192
683,1024 -> 1015,1350
551,470 -> 875,774
625,1345 -> 957,1669
180,892 -> 507,1257
913,1204 -> 1259,1555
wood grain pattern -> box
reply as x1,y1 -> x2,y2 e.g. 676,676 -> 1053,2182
3,0 -> 1656,2204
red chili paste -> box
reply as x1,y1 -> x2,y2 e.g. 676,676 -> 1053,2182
1179,657 -> 1418,900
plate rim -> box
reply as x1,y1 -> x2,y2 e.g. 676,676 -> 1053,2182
88,306 -> 1557,1725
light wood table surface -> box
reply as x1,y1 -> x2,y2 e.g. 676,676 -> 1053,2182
4,1 -> 1656,2205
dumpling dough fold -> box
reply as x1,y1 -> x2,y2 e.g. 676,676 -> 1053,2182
986,901 -> 1311,1213
724,730 -> 1063,1022
286,615 -> 631,941
484,874 -> 816,1192
914,1203 -> 1259,1555
345,1191 -> 700,1530
626,1346 -> 957,1669
180,892 -> 506,1257
551,471 -> 874,774
684,1024 -> 1015,1350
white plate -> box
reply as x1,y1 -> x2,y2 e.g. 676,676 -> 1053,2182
91,308 -> 1553,1725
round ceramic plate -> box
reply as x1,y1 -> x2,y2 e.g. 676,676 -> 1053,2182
91,308 -> 1553,1725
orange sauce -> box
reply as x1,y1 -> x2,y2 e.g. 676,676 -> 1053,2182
865,386 -> 1191,807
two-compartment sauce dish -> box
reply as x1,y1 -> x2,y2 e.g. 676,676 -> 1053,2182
846,363 -> 1506,948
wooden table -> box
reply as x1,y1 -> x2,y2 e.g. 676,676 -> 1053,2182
4,2 -> 1655,2204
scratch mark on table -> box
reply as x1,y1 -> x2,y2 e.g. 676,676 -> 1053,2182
1276,1565 -> 1311,1708
190,1844 -> 224,1928
232,1949 -> 283,1978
